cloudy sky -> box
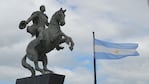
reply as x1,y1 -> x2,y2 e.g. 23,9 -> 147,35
0,0 -> 149,84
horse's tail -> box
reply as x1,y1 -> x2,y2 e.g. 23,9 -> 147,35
22,54 -> 35,77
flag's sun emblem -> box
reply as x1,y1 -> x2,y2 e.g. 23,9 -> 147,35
114,49 -> 119,54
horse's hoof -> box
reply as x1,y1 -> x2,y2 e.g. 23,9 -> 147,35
43,71 -> 54,74
56,46 -> 64,51
31,74 -> 35,77
69,47 -> 73,51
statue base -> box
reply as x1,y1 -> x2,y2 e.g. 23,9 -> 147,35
16,73 -> 65,84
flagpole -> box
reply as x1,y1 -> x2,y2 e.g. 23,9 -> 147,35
93,32 -> 97,84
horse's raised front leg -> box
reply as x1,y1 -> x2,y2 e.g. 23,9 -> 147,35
56,38 -> 65,51
61,33 -> 74,51
69,37 -> 74,51
65,37 -> 74,51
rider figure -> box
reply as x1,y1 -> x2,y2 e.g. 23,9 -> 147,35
26,5 -> 48,37
19,5 -> 63,50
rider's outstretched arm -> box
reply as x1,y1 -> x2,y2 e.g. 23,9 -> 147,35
26,13 -> 37,24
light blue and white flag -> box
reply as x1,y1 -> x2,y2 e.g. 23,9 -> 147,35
94,39 -> 139,59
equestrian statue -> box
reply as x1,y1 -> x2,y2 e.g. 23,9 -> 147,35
19,6 -> 74,77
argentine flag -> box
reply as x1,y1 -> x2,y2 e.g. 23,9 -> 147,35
94,39 -> 139,59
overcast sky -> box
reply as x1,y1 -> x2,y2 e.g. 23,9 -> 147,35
0,0 -> 149,84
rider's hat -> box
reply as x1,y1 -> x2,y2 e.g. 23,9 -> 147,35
19,20 -> 27,29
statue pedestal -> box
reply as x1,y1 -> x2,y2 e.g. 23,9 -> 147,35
16,73 -> 65,84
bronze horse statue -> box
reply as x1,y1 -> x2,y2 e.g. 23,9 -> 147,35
21,8 -> 74,77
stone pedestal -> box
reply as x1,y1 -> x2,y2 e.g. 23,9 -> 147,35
16,73 -> 65,84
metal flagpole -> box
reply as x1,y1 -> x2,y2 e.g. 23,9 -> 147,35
93,32 -> 97,84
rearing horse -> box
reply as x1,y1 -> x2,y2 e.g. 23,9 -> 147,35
22,8 -> 74,77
